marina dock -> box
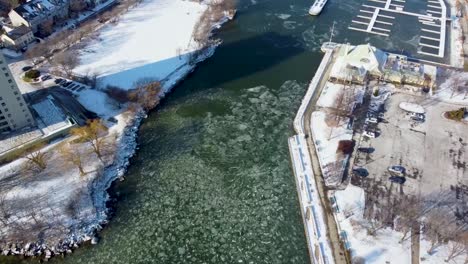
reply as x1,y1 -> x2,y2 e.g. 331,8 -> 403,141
348,0 -> 448,58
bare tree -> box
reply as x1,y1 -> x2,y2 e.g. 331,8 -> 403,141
38,18 -> 54,36
70,0 -> 87,12
25,44 -> 49,64
106,86 -> 129,108
59,143 -> 86,176
0,193 -> 11,228
424,208 -> 463,255
71,119 -> 109,161
129,79 -> 161,111
451,75 -> 462,98
23,143 -> 49,172
395,196 -> 423,242
445,233 -> 468,262
51,51 -> 79,78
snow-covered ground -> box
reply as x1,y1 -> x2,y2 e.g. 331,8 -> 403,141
434,70 -> 468,105
0,0 -> 231,257
317,82 -> 365,114
332,185 -> 467,264
74,0 -> 207,90
311,111 -> 352,187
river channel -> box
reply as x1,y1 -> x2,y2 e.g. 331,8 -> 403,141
8,0 -> 432,263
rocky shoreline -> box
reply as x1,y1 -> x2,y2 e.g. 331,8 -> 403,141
0,10 -> 234,262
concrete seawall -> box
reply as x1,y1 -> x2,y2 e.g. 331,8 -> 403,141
288,48 -> 335,264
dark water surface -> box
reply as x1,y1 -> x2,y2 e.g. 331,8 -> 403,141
4,0 -> 432,263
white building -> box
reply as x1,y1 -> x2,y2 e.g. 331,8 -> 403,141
8,0 -> 70,34
330,44 -> 388,84
0,53 -> 35,133
1,25 -> 35,50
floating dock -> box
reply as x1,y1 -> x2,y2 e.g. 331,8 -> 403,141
348,0 -> 448,58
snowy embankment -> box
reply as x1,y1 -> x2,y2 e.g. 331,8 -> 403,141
331,185 -> 466,264
0,0 -> 233,259
74,0 -> 233,255
75,0 -> 233,245
74,0 -> 208,90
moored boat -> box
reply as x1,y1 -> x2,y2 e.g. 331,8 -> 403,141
308,0 -> 328,16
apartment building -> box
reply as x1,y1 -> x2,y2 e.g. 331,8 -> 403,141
8,0 -> 70,34
0,53 -> 34,133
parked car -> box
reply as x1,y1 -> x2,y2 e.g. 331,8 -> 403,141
22,66 -> 33,72
357,147 -> 375,153
388,165 -> 405,176
41,75 -> 51,81
410,113 -> 425,122
388,176 -> 406,184
365,117 -> 378,124
54,78 -> 64,84
363,131 -> 376,138
411,115 -> 425,122
353,168 -> 369,177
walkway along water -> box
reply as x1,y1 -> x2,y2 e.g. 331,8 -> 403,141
289,47 -> 350,264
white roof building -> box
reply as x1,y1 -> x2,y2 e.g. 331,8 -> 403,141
330,44 -> 388,83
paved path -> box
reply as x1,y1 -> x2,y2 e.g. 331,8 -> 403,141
302,53 -> 350,264
291,46 -> 350,264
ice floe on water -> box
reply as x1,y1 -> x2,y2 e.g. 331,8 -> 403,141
65,81 -> 309,264
277,13 -> 291,20
283,21 -> 297,30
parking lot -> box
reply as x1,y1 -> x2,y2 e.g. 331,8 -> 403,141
353,90 -> 467,197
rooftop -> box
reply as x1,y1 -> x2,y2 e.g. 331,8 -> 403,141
13,0 -> 66,21
4,25 -> 31,40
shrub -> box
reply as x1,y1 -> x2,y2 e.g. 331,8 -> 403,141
25,69 -> 40,79
337,140 -> 355,154
105,86 -> 129,106
373,88 -> 379,97
446,108 -> 466,121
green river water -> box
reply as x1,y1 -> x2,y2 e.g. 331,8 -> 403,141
4,0 -> 437,263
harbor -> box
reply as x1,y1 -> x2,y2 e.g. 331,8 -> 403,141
349,0 -> 448,58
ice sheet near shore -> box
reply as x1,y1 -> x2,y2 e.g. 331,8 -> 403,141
74,0 -> 207,90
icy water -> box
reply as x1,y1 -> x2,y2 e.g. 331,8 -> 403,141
5,0 -> 433,263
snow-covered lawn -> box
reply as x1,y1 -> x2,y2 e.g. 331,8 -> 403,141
317,82 -> 365,114
332,185 -> 467,264
311,111 -> 352,187
434,71 -> 468,105
74,0 -> 207,90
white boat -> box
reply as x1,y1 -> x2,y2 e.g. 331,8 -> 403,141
308,0 -> 328,16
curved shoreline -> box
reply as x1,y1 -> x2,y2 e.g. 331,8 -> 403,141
0,11 -> 233,261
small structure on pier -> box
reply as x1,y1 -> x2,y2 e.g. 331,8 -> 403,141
330,44 -> 387,84
328,44 -> 437,88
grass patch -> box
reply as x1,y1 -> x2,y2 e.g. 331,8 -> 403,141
445,107 -> 466,121
22,76 -> 33,83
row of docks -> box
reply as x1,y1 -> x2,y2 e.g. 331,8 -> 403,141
418,0 -> 446,58
348,0 -> 448,58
